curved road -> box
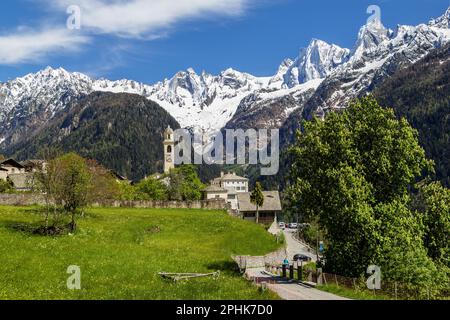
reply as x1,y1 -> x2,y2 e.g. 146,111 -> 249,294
283,228 -> 318,262
249,225 -> 348,300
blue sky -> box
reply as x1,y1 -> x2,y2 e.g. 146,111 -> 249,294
0,0 -> 449,83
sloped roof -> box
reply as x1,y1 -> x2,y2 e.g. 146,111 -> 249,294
222,173 -> 248,181
213,172 -> 248,184
237,191 -> 282,212
0,159 -> 25,169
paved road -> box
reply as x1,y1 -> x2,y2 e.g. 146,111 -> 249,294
283,228 -> 317,262
245,268 -> 348,301
245,225 -> 347,300
268,282 -> 349,300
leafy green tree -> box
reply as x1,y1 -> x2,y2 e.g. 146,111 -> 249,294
117,181 -> 140,201
167,165 -> 204,201
177,165 -> 204,201
287,96 -> 436,284
167,170 -> 183,201
250,182 -> 264,224
136,176 -> 168,200
416,182 -> 450,267
52,153 -> 92,232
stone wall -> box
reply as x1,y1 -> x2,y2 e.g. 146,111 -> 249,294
90,199 -> 230,211
233,247 -> 288,270
0,193 -> 231,211
0,193 -> 45,206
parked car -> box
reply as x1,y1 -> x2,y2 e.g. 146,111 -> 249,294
278,222 -> 285,229
289,223 -> 298,229
293,254 -> 312,262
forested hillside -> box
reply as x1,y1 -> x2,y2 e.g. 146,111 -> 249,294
374,43 -> 450,187
4,92 -> 180,181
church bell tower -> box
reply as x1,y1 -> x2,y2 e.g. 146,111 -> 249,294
163,125 -> 175,173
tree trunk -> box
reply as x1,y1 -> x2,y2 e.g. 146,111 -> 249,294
69,210 -> 77,232
44,199 -> 50,229
256,205 -> 259,224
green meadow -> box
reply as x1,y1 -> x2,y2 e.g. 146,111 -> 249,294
0,206 -> 281,300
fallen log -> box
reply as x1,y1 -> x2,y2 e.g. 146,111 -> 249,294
158,271 -> 220,282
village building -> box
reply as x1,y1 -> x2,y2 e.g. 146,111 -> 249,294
205,172 -> 249,210
7,173 -> 33,192
203,185 -> 228,201
0,159 -> 32,191
0,159 -> 26,175
203,171 -> 282,224
0,167 -> 8,181
237,191 -> 282,225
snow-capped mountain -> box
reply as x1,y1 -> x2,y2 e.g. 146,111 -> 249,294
300,9 -> 450,121
93,67 -> 274,133
0,67 -> 93,146
1,7 -> 449,151
275,39 -> 350,88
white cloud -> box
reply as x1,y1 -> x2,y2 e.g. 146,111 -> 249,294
54,0 -> 250,38
0,0 -> 251,65
0,28 -> 89,64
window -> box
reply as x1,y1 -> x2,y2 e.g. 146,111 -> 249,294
167,145 -> 172,153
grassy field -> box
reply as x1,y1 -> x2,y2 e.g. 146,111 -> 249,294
0,206 -> 281,300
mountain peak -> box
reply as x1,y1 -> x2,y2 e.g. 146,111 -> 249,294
352,18 -> 391,58
309,38 -> 326,46
40,66 -> 69,75
221,67 -> 239,76
428,6 -> 450,28
279,39 -> 350,87
186,67 -> 197,74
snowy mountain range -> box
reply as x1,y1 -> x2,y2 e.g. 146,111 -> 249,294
0,7 -> 449,149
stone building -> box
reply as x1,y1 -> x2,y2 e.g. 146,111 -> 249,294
0,159 -> 32,191
203,171 -> 282,224
0,159 -> 25,175
205,172 -> 249,210
237,191 -> 282,225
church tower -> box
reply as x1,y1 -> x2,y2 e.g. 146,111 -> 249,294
163,125 -> 175,173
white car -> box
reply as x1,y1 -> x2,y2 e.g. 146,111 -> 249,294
289,223 -> 298,229
278,222 -> 285,229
